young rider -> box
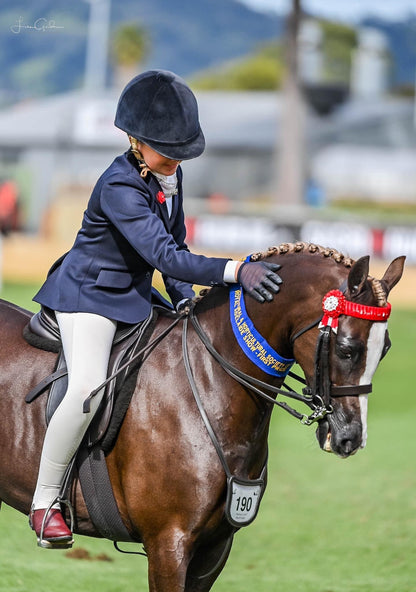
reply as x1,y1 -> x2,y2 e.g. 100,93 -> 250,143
29,69 -> 282,548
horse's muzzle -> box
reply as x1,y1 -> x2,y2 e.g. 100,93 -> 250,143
316,418 -> 362,458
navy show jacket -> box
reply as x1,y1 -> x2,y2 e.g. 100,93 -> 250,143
34,151 -> 229,323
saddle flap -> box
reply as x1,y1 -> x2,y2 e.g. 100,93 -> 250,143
25,308 -> 159,448
86,324 -> 148,447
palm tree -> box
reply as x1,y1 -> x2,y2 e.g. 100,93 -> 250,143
111,23 -> 148,88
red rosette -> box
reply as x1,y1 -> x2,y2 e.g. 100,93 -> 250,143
156,191 -> 166,204
321,289 -> 345,330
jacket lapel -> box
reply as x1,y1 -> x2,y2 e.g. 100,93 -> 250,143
127,152 -> 171,228
148,176 -> 170,228
169,167 -> 182,223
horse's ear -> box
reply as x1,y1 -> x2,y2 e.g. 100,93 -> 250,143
348,256 -> 370,297
381,256 -> 406,294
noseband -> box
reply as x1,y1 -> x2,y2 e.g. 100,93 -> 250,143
187,286 -> 392,426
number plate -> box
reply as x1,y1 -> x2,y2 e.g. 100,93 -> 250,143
225,476 -> 265,527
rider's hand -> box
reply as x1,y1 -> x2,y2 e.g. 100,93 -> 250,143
176,298 -> 195,315
237,262 -> 282,303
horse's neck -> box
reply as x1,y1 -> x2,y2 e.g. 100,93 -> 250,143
194,292 -> 277,470
196,288 -> 291,380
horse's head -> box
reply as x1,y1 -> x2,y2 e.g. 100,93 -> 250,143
289,252 -> 405,458
196,243 -> 404,461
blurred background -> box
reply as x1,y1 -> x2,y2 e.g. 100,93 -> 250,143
0,4 -> 415,590
0,0 -> 415,305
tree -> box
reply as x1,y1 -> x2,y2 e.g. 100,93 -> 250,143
111,23 -> 148,88
191,44 -> 284,91
319,20 -> 357,84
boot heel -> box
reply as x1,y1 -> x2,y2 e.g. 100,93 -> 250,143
30,506 -> 74,550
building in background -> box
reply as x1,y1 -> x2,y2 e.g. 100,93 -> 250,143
351,27 -> 390,100
0,87 -> 414,231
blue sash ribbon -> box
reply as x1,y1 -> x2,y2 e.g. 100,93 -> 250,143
229,284 -> 294,377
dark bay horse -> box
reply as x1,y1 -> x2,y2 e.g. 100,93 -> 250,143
0,243 -> 405,591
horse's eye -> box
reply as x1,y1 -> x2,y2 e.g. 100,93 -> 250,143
336,339 -> 363,362
337,346 -> 352,360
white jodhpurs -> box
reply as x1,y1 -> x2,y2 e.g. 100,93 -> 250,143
32,312 -> 117,510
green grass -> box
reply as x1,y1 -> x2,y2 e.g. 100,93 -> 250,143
0,284 -> 415,591
0,282 -> 40,313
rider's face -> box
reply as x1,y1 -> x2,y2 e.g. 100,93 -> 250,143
138,143 -> 181,176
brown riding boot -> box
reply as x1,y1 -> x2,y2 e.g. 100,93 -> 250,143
29,508 -> 74,549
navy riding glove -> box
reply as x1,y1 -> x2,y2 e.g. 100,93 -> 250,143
237,262 -> 282,303
176,298 -> 195,315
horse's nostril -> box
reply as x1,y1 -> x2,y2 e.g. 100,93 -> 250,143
342,440 -> 354,455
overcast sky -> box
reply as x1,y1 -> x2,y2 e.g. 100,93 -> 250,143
240,0 -> 416,23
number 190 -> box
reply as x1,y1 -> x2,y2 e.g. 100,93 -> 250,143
235,496 -> 252,512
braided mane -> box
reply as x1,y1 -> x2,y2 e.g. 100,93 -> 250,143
250,242 -> 387,307
248,242 -> 355,267
198,242 -> 387,306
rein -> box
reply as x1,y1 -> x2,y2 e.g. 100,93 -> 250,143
83,314 -> 182,413
187,311 -> 325,425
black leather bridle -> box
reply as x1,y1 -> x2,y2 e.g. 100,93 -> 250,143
186,310 -> 332,426
292,319 -> 372,421
185,286 -> 391,426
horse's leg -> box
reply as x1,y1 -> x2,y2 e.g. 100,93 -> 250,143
146,531 -> 232,592
146,528 -> 193,592
184,534 -> 235,591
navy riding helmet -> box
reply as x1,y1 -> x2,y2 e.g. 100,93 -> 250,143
114,69 -> 205,161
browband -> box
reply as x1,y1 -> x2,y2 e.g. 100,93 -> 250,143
321,289 -> 391,331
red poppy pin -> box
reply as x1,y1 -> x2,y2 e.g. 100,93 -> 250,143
156,191 -> 166,204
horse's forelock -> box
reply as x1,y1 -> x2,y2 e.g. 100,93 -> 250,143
368,277 -> 388,307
